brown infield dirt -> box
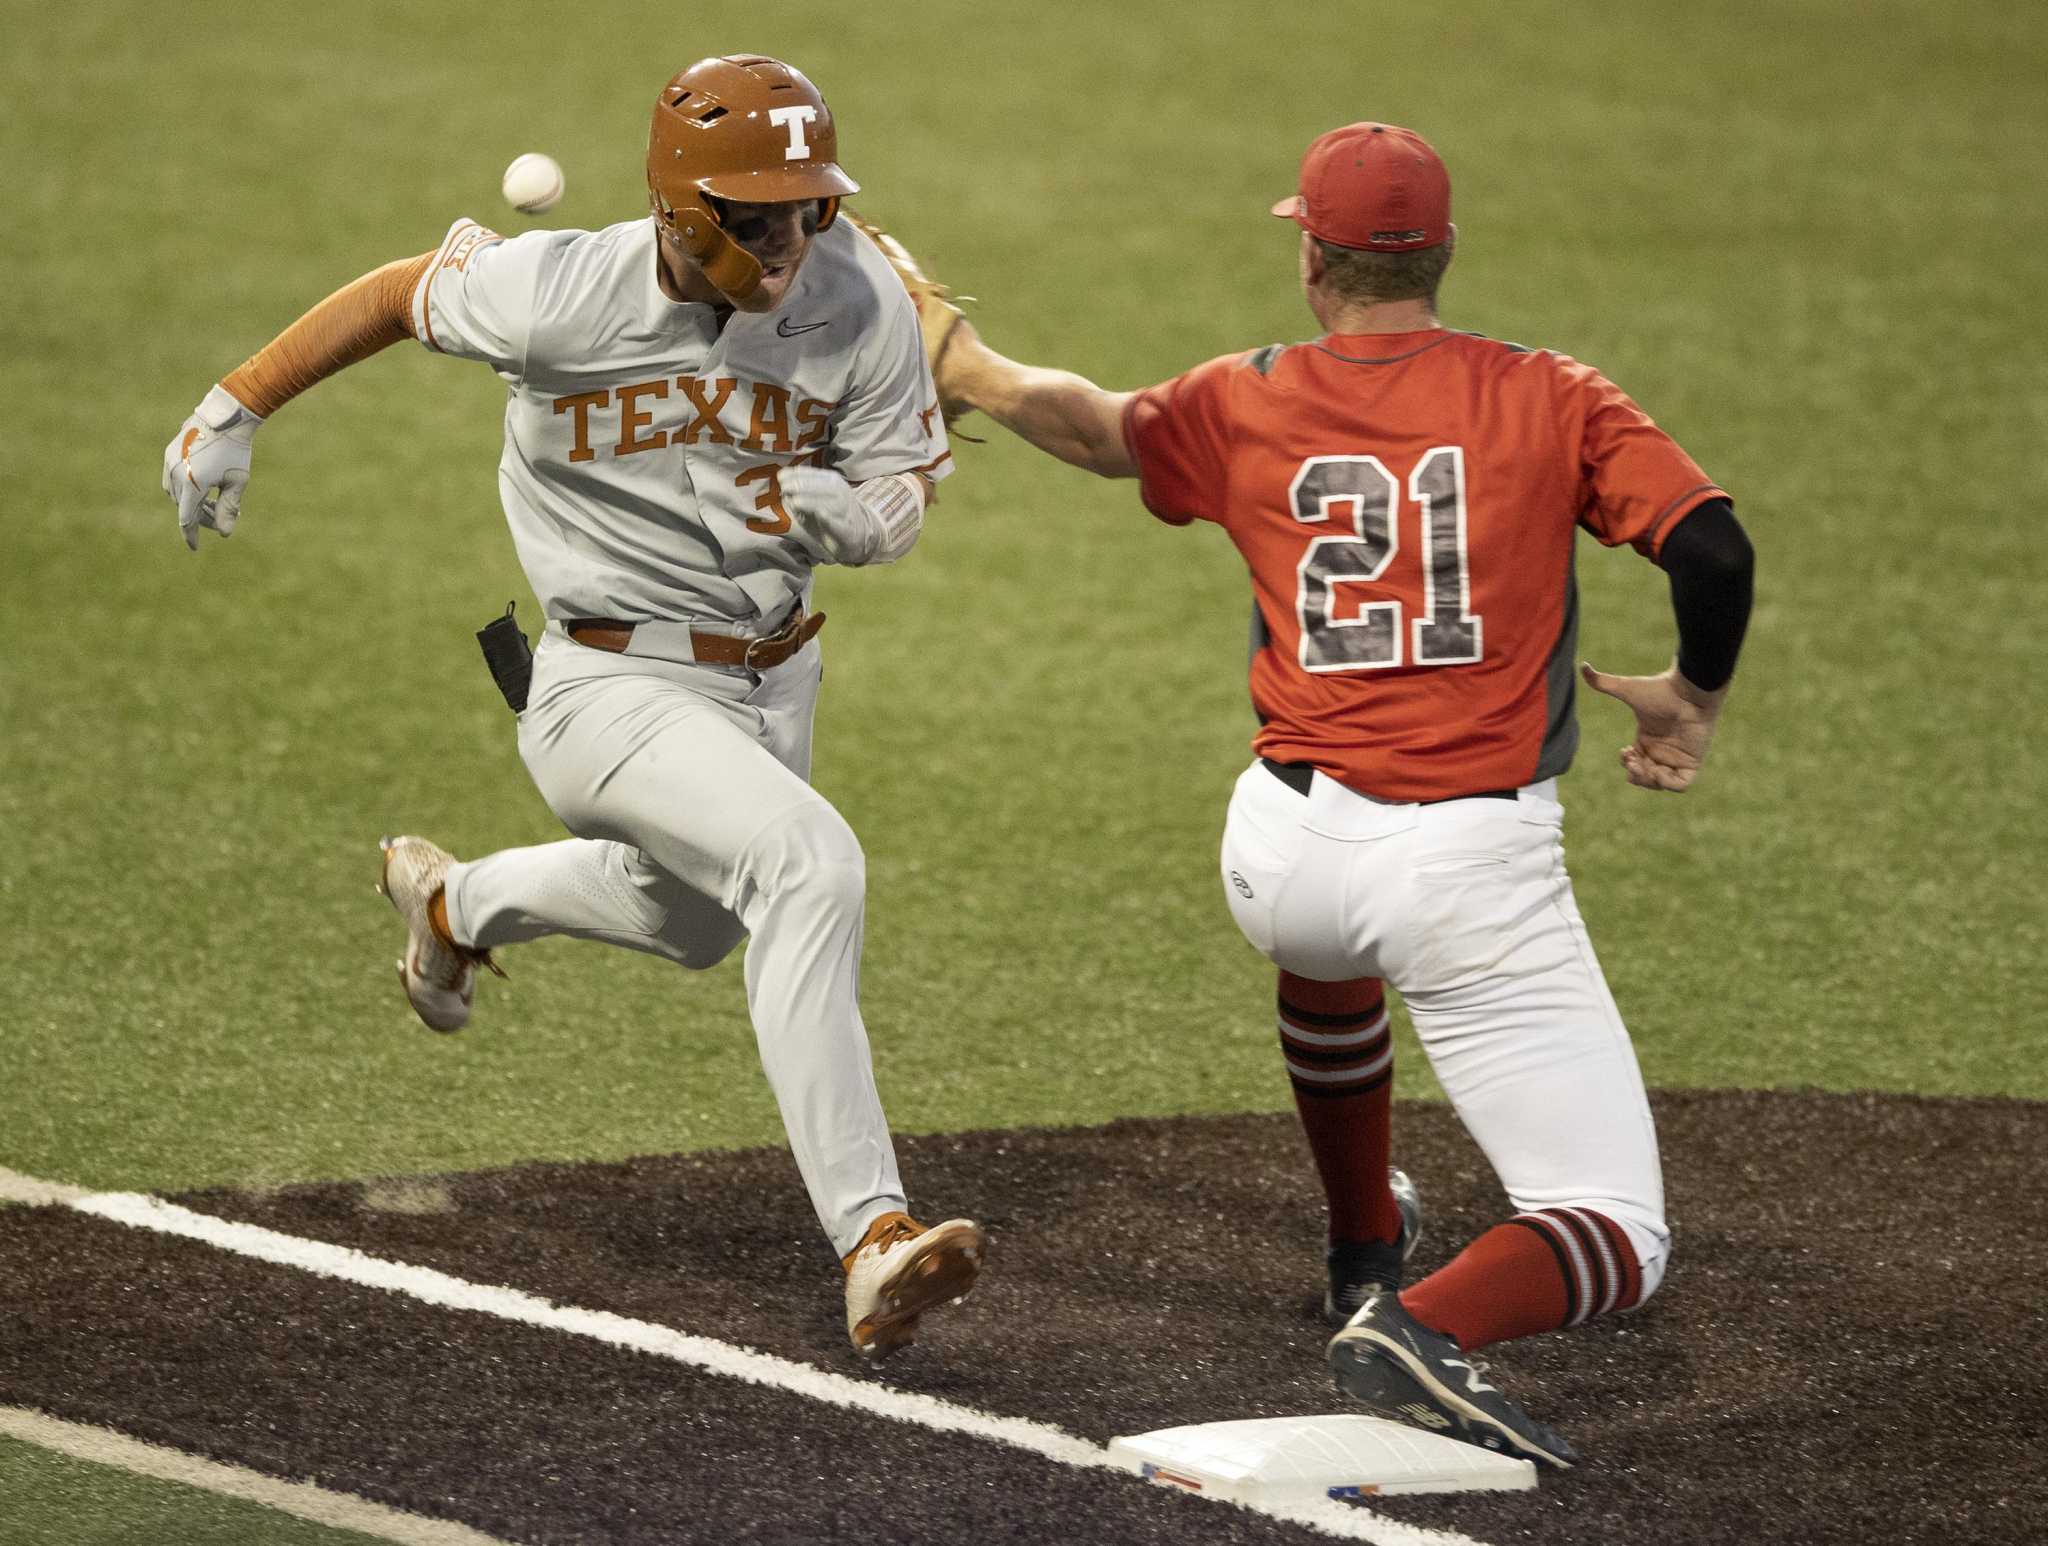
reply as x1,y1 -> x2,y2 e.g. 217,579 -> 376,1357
2,1089 -> 2045,1545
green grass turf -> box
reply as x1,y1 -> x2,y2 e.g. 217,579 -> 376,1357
3,0 -> 2044,1198
0,1432 -> 397,1546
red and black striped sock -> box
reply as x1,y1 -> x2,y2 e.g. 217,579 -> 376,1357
1401,1207 -> 1646,1351
1277,970 -> 1401,1246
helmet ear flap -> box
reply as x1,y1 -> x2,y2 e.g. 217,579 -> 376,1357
654,189 -> 764,301
698,234 -> 764,301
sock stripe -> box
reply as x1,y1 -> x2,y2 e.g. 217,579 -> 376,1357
1277,1023 -> 1392,1081
1566,1208 -> 1624,1317
1282,1038 -> 1392,1082
1283,1048 -> 1391,1075
1516,1211 -> 1594,1326
1583,1210 -> 1645,1311
1543,1209 -> 1612,1323
1505,1216 -> 1579,1327
1281,1027 -> 1388,1057
1276,1010 -> 1390,1049
1276,1011 -> 1390,1095
1275,996 -> 1387,1029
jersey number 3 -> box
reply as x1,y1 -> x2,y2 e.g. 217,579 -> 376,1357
1290,447 -> 1482,673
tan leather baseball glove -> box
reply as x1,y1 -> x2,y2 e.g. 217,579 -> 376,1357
843,210 -> 978,438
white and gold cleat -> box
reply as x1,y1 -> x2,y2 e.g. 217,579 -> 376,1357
375,835 -> 503,1033
842,1212 -> 986,1360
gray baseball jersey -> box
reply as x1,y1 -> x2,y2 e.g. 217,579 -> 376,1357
409,214 -> 951,626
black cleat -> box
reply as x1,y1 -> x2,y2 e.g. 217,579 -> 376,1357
1323,1167 -> 1425,1327
1327,1292 -> 1578,1469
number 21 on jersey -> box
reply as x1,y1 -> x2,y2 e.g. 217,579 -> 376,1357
1290,446 -> 1483,673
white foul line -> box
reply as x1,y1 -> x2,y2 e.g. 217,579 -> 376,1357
0,1404 -> 516,1546
0,1167 -> 1488,1546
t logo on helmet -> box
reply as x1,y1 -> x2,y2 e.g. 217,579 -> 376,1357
768,105 -> 818,161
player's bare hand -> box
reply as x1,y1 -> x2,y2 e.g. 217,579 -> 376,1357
1579,660 -> 1728,793
162,385 -> 263,550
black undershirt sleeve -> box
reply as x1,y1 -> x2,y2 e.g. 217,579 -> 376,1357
1657,497 -> 1754,693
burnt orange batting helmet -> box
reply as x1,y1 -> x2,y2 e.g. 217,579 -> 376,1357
647,55 -> 859,303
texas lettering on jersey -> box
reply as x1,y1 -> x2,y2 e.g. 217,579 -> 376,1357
550,377 -> 836,463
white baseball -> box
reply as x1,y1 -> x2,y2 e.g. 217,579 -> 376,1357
501,152 -> 565,215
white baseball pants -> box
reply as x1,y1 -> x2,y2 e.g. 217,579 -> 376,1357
442,626 -> 902,1257
1219,761 -> 1669,1296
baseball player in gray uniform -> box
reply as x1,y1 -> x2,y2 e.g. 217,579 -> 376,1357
160,55 -> 983,1360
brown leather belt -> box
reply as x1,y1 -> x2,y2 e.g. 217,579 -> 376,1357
564,608 -> 826,669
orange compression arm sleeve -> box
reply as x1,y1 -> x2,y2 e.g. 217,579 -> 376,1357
220,251 -> 435,418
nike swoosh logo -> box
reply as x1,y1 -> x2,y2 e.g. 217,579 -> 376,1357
776,317 -> 830,337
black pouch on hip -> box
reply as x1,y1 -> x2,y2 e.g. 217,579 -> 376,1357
476,600 -> 533,714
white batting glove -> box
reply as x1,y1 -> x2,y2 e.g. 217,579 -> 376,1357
162,385 -> 263,550
782,467 -> 925,567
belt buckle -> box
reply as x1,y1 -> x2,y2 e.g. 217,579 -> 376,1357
742,609 -> 802,670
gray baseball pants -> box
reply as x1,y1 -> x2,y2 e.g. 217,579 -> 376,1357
441,624 -> 903,1257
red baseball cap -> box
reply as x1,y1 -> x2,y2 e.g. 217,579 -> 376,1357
1270,122 -> 1451,252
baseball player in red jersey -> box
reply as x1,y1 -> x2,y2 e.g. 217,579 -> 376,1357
159,56 -> 986,1361
899,123 -> 1754,1465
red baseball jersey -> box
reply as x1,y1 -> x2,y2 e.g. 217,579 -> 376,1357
1123,329 -> 1725,801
